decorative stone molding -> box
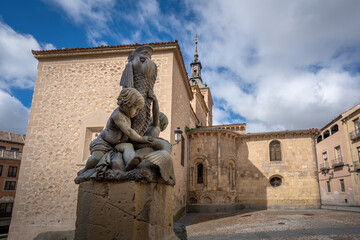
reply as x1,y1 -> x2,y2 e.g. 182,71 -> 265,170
77,110 -> 109,166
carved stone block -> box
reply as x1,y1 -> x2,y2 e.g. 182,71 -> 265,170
75,181 -> 176,240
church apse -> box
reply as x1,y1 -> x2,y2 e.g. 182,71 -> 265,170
188,129 -> 267,212
187,128 -> 321,212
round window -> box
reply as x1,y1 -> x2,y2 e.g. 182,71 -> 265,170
270,176 -> 282,187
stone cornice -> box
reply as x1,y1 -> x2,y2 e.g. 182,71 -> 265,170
320,115 -> 342,132
188,127 -> 320,140
32,41 -> 179,59
341,107 -> 360,122
0,131 -> 25,145
207,123 -> 246,132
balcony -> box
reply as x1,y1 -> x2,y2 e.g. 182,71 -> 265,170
350,129 -> 360,141
331,157 -> 344,168
0,150 -> 22,160
319,162 -> 330,171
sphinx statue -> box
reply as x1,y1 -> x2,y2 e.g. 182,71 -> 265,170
75,46 -> 175,186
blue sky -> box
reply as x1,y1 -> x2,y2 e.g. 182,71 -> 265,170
1,0 -> 360,134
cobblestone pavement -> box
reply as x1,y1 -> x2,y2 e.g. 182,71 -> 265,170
179,209 -> 360,240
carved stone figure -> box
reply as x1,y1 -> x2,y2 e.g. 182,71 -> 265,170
75,87 -> 150,183
74,45 -> 177,240
75,45 -> 175,185
120,45 -> 157,136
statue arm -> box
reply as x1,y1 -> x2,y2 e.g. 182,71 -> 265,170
152,95 -> 160,127
113,114 -> 146,143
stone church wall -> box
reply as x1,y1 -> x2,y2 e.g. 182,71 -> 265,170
188,129 -> 320,210
170,51 -> 196,214
243,134 -> 320,208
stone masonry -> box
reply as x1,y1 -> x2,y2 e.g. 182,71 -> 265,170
8,42 -> 194,239
188,128 -> 321,210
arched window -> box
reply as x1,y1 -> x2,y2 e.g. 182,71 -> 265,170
229,163 -> 235,189
331,124 -> 338,134
197,163 -> 203,184
317,135 -> 322,143
270,140 -> 281,161
323,130 -> 330,139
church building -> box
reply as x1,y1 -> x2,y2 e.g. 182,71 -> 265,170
8,41 -> 321,239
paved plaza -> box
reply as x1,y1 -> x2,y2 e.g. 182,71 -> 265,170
179,209 -> 360,240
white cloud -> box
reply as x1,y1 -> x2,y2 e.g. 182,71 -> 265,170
11,0 -> 360,134
45,0 -> 116,45
0,21 -> 54,90
212,107 -> 231,126
0,90 -> 29,134
46,0 -> 115,25
184,0 -> 360,131
0,21 -> 54,134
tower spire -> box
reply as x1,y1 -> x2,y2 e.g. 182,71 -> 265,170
193,34 -> 200,62
190,34 -> 206,88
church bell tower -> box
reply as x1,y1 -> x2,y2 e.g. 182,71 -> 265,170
190,35 -> 206,88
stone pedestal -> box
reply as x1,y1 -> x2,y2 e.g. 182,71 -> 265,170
75,181 -> 176,240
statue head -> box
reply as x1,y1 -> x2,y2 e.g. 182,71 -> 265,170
120,46 -> 157,88
148,112 -> 168,132
159,112 -> 169,132
131,46 -> 156,79
117,88 -> 145,118
128,45 -> 153,62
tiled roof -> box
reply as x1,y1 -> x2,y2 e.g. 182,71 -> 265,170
32,40 -> 179,55
0,131 -> 26,144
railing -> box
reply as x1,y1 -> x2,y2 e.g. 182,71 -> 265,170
350,129 -> 360,141
0,150 -> 22,160
319,162 -> 330,171
331,157 -> 344,168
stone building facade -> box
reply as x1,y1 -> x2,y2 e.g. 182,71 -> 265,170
9,40 -> 324,239
188,128 -> 321,211
8,41 -> 195,239
316,104 -> 360,206
0,131 -> 24,235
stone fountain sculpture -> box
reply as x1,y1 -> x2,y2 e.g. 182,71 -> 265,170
74,46 -> 177,240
